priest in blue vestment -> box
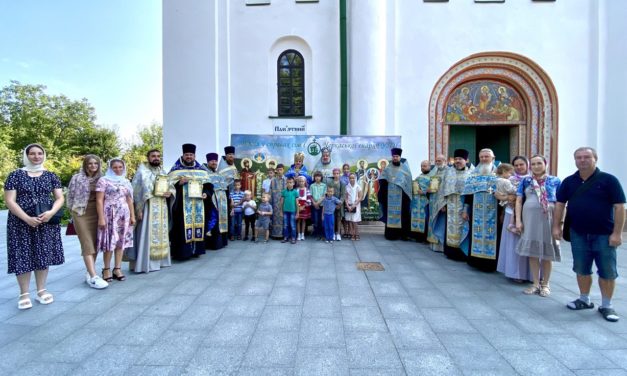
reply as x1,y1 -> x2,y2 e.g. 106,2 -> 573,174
377,148 -> 413,240
410,160 -> 432,243
168,143 -> 210,260
462,148 -> 500,272
432,149 -> 473,260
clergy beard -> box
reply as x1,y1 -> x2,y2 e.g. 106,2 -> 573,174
149,160 -> 161,167
182,159 -> 195,167
476,162 -> 494,175
421,168 -> 431,174
392,161 -> 401,167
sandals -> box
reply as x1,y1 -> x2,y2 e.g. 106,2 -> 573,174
354,235 -> 360,241
523,285 -> 540,295
18,293 -> 32,310
112,268 -> 126,281
567,299 -> 594,310
102,268 -> 113,282
598,307 -> 620,322
35,289 -> 54,305
539,283 -> 551,297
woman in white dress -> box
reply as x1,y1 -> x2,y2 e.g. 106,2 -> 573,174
344,173 -> 363,240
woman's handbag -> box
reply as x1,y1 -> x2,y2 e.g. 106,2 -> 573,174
65,219 -> 77,235
34,202 -> 64,225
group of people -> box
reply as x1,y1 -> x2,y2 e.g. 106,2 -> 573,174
411,147 -> 624,323
4,142 -> 624,323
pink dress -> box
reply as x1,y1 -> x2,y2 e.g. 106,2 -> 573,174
96,179 -> 134,252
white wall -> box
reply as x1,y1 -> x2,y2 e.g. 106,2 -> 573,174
229,0 -> 340,136
598,0 -> 627,187
392,0 -> 598,178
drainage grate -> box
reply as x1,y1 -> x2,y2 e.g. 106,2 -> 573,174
356,262 -> 385,271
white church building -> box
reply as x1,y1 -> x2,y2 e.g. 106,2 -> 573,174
163,0 -> 627,185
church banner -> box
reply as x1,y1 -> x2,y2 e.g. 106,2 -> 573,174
230,134 -> 401,221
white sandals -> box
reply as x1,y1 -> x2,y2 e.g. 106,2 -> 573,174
18,292 -> 32,310
35,289 -> 54,305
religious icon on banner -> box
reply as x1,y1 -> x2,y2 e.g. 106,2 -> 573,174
429,176 -> 441,192
153,175 -> 170,197
187,180 -> 203,198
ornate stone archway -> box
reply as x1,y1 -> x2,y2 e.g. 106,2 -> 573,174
428,52 -> 558,171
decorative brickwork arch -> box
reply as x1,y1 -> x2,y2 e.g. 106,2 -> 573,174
428,52 -> 558,172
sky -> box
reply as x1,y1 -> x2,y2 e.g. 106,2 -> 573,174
0,0 -> 162,141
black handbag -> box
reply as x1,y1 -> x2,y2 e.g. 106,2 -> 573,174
34,202 -> 64,225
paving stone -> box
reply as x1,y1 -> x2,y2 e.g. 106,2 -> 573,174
126,365 -> 184,376
116,315 -> 176,345
377,296 -> 422,319
469,319 -> 539,350
237,278 -> 275,295
345,331 -> 403,369
0,340 -> 50,373
342,306 -> 388,332
137,329 -> 205,365
143,294 -> 196,316
170,304 -> 224,330
204,316 -> 258,346
299,317 -> 345,348
303,295 -> 342,318
184,346 -> 247,375
237,367 -> 295,375
71,344 -> 145,374
296,347 -> 350,376
12,362 -> 78,376
386,318 -> 443,350
438,333 -> 512,371
532,334 -> 619,370
40,328 -> 117,363
242,331 -> 299,367
223,295 -> 267,317
499,350 -> 577,376
398,349 -> 462,376
275,272 -> 308,287
306,279 -> 339,296
268,286 -> 305,306
420,308 -> 478,334
349,369 -> 406,376
257,305 -> 301,332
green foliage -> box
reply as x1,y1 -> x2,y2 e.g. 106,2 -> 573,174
122,122 -> 163,179
0,81 -> 163,209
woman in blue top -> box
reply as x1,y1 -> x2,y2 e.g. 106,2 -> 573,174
515,155 -> 561,297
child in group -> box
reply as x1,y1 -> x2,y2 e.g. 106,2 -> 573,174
262,168 -> 274,194
241,190 -> 257,241
494,163 -> 517,233
344,173 -> 363,240
310,171 -> 327,240
295,175 -> 313,241
280,177 -> 299,244
322,186 -> 343,243
326,167 -> 345,241
229,180 -> 244,240
255,193 -> 273,243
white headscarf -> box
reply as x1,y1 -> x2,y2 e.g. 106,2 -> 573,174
101,158 -> 133,192
21,143 -> 47,172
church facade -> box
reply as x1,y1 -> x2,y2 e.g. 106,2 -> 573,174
163,0 -> 627,185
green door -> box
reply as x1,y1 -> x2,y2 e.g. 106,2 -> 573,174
449,125 -> 512,165
448,125 -> 477,165
476,126 -> 511,164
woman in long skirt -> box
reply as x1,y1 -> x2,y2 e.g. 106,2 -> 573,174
496,156 -> 531,282
67,154 -> 109,289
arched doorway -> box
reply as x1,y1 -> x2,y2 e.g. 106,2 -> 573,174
428,52 -> 558,171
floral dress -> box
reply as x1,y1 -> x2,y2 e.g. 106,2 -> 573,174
5,170 -> 64,275
296,187 -> 312,219
96,179 -> 134,252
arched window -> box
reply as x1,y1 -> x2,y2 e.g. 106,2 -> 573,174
277,49 -> 304,116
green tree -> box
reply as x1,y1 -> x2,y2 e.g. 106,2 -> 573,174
122,122 -> 163,179
0,81 -> 121,186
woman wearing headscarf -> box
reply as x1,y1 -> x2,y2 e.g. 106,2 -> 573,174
96,158 -> 135,282
67,154 -> 108,289
516,155 -> 561,297
4,143 -> 64,309
496,156 -> 532,282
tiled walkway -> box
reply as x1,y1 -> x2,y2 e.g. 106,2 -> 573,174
0,210 -> 626,375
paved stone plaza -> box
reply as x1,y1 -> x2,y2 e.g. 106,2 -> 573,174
0,210 -> 626,375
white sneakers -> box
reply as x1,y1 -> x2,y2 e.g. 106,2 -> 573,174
85,273 -> 109,289
335,233 -> 342,241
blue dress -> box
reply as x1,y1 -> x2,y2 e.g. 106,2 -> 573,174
5,170 -> 65,275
